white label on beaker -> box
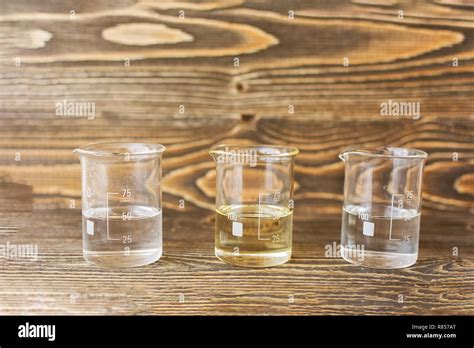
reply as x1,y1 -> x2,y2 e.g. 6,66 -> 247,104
86,220 -> 94,236
232,221 -> 243,237
363,221 -> 374,237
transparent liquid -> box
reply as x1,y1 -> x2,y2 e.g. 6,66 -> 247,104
341,205 -> 420,269
82,205 -> 162,268
215,204 -> 293,267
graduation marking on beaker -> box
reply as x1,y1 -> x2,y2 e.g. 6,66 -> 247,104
257,193 -> 271,241
106,192 -> 121,241
389,193 -> 405,241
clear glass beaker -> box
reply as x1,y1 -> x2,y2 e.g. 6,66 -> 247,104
74,142 -> 166,268
210,145 -> 299,267
339,146 -> 427,269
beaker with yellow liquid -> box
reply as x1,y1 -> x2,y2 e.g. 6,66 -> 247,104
210,145 -> 299,267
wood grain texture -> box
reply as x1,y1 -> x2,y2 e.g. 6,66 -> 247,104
0,0 -> 473,118
0,0 -> 473,315
0,208 -> 472,315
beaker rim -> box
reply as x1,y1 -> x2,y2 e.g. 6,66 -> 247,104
209,144 -> 299,159
73,142 -> 166,158
339,146 -> 428,161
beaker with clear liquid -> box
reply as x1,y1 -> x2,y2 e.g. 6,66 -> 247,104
210,145 -> 299,267
74,142 -> 166,267
339,147 -> 427,269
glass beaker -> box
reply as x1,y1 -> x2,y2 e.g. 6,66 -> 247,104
74,142 -> 166,268
210,145 -> 299,267
339,146 -> 427,269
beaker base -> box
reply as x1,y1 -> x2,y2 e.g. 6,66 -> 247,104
341,246 -> 417,269
83,248 -> 162,268
215,248 -> 290,267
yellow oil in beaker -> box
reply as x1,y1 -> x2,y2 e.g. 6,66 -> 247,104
215,204 -> 292,267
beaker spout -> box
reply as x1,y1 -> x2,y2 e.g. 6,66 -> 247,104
73,148 -> 81,158
339,148 -> 354,162
339,151 -> 349,162
209,149 -> 219,162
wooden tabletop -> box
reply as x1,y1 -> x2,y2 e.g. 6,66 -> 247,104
0,0 -> 473,315
0,207 -> 473,315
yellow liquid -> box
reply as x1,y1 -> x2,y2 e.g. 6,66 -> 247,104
215,204 -> 293,267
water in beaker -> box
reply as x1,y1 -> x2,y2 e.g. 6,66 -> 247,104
82,205 -> 162,266
210,145 -> 299,267
339,147 -> 427,269
74,142 -> 166,268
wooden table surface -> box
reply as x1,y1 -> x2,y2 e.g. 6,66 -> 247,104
0,0 -> 473,315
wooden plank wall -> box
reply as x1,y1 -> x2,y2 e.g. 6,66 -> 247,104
0,0 -> 472,216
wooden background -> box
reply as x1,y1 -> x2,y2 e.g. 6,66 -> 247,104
0,0 -> 473,315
